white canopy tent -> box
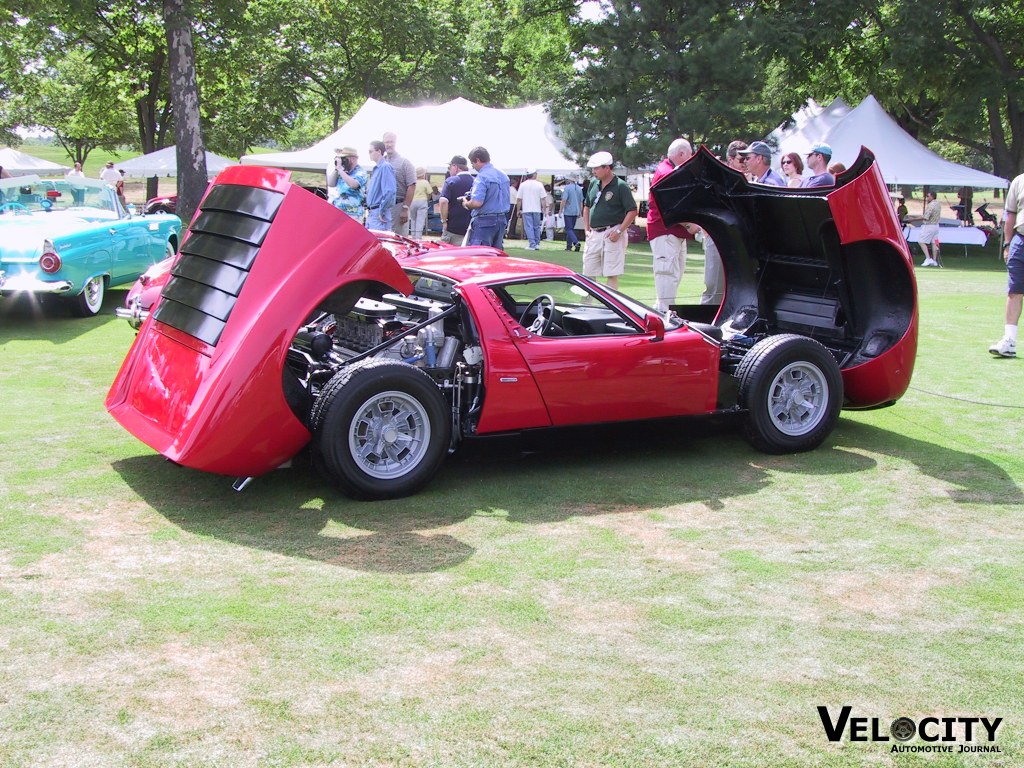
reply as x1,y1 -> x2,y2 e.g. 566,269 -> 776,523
769,97 -> 851,156
0,147 -> 69,176
240,97 -> 580,176
115,146 -> 237,178
773,95 -> 1008,188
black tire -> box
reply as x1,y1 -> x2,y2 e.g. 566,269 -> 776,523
736,334 -> 843,454
69,275 -> 106,317
310,359 -> 451,499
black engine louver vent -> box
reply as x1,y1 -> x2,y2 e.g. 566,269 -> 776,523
151,184 -> 284,346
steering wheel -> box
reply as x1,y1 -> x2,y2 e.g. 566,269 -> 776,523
0,202 -> 29,215
520,294 -> 554,336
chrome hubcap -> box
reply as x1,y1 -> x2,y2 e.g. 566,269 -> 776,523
767,362 -> 828,435
348,391 -> 430,479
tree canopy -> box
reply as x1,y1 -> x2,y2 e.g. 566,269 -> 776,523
1,0 -> 1021,178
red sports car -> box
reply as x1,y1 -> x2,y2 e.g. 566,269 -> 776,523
107,149 -> 917,499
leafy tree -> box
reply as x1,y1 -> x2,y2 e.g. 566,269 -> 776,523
453,0 -> 575,105
264,0 -> 459,131
551,0 -> 778,169
20,49 -> 137,165
762,0 -> 1024,177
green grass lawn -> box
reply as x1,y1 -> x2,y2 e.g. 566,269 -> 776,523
1,240 -> 1021,767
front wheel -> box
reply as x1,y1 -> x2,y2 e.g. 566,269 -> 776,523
310,359 -> 451,499
736,334 -> 843,454
69,275 -> 106,317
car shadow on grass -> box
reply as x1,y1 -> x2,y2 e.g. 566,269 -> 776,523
111,415 -> 1022,573
0,289 -> 126,343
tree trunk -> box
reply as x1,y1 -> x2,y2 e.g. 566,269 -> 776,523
164,0 -> 208,226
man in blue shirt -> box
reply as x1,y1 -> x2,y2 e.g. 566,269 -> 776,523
366,140 -> 396,231
559,176 -> 584,252
738,141 -> 786,186
801,143 -> 836,188
462,146 -> 510,249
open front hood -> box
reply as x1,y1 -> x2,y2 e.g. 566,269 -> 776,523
652,146 -> 918,407
106,165 -> 415,477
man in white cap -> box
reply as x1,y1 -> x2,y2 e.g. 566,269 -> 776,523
801,143 -> 836,188
517,169 -> 546,250
738,141 -> 786,186
581,151 -> 637,291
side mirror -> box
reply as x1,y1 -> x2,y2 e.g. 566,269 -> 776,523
644,312 -> 665,341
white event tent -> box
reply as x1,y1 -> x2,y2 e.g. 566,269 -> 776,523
0,147 -> 69,176
772,95 -> 1007,188
115,146 -> 237,177
241,98 -> 580,176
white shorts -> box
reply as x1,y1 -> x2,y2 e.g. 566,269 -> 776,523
583,228 -> 627,277
918,224 -> 939,244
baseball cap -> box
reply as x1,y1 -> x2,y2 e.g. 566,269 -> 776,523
586,151 -> 614,168
738,141 -> 772,159
526,168 -> 537,176
808,142 -> 833,158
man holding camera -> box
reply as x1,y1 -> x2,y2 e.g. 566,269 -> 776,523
327,147 -> 368,221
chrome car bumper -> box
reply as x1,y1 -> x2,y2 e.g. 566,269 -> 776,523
0,271 -> 74,294
115,295 -> 149,329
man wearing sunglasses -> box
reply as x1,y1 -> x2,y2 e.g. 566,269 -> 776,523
802,143 -> 836,188
737,141 -> 786,186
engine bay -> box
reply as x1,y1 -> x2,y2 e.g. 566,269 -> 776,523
284,274 -> 485,438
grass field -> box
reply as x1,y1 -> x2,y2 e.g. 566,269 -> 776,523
1,238 -> 1021,767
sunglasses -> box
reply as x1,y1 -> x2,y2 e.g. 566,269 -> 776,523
781,159 -> 793,165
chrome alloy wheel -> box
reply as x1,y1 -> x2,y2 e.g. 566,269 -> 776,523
766,361 -> 829,436
347,390 -> 432,480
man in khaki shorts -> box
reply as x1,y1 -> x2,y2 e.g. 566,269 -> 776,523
581,151 -> 637,291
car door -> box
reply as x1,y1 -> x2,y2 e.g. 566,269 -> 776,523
500,280 -> 720,425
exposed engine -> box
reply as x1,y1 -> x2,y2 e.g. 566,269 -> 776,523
284,284 -> 485,441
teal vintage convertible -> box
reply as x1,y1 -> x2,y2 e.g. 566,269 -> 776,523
0,174 -> 181,316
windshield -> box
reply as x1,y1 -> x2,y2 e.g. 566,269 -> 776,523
577,274 -> 686,329
0,174 -> 121,217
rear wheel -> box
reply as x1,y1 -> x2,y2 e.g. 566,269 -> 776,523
311,359 -> 451,499
69,275 -> 106,317
737,334 -> 842,453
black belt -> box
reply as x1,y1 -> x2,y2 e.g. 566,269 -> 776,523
592,225 -> 613,232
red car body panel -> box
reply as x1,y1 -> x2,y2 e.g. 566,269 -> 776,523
107,165 -> 415,476
822,160 -> 918,406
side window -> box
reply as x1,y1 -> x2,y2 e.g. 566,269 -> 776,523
498,279 -> 641,337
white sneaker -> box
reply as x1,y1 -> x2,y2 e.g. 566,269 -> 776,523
989,337 -> 1017,357
921,258 -> 936,267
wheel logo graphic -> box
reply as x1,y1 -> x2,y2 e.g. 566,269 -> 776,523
890,718 -> 915,741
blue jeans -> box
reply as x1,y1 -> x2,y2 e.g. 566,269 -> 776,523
367,206 -> 391,231
563,215 -> 579,249
468,213 -> 506,249
523,211 -> 541,248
